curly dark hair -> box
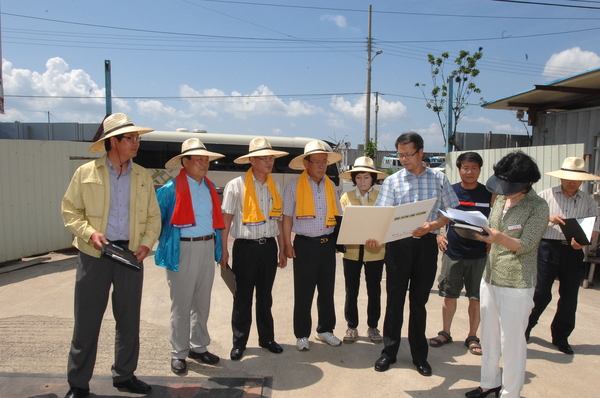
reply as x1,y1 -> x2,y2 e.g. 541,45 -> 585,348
493,151 -> 541,192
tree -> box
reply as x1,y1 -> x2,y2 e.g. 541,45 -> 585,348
364,140 -> 377,160
415,48 -> 483,150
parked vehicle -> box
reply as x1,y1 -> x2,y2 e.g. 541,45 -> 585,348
136,129 -> 341,192
381,156 -> 403,173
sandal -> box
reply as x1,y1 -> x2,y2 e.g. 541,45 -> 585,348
465,336 -> 482,355
429,331 -> 453,347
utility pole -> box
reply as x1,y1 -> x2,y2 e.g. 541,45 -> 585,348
105,60 -> 112,116
364,5 -> 373,155
446,77 -> 453,154
374,91 -> 379,162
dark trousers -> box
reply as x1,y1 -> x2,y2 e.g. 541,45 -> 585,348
231,238 -> 278,348
381,234 -> 438,364
293,234 -> 337,338
527,239 -> 584,344
67,251 -> 143,389
343,258 -> 384,329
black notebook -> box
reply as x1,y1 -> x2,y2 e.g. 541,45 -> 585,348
451,223 -> 488,241
101,241 -> 141,271
559,217 -> 595,246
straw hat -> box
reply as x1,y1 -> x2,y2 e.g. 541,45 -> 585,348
89,113 -> 153,153
545,157 -> 600,181
164,138 -> 225,170
288,140 -> 343,170
339,156 -> 388,180
234,137 -> 289,164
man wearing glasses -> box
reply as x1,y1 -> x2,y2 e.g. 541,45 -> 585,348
220,137 -> 289,361
366,132 -> 459,376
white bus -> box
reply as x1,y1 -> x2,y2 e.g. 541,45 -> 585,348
136,129 -> 342,192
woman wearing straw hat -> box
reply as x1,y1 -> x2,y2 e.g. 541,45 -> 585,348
525,156 -> 600,356
338,157 -> 388,344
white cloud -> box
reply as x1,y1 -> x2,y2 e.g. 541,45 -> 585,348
462,116 -> 525,134
543,47 -> 600,79
272,128 -> 282,136
329,94 -> 408,120
320,14 -> 347,28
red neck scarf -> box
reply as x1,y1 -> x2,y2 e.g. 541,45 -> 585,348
170,169 -> 225,230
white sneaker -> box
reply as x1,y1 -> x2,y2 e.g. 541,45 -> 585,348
296,337 -> 310,351
367,327 -> 383,343
315,332 -> 342,346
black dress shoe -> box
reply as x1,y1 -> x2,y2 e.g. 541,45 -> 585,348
414,361 -> 432,377
465,386 -> 501,398
64,387 -> 89,398
113,376 -> 152,394
374,355 -> 396,372
259,341 -> 283,354
230,347 -> 245,361
553,342 -> 574,355
171,358 -> 187,374
189,350 -> 220,365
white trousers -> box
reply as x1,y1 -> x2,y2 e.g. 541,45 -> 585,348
166,240 -> 215,359
480,280 -> 534,398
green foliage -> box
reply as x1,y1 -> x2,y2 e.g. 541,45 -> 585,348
415,48 -> 484,150
364,140 -> 377,159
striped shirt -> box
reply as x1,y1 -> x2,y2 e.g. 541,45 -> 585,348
375,167 -> 459,233
105,158 -> 131,241
283,176 -> 341,237
540,186 -> 599,240
221,174 -> 283,239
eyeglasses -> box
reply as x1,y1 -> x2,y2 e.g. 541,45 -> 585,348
398,151 -> 418,159
121,135 -> 141,143
306,159 -> 329,165
255,156 -> 275,162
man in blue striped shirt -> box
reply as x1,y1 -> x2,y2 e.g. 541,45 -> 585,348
367,132 -> 459,376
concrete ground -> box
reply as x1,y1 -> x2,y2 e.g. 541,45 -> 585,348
0,245 -> 598,398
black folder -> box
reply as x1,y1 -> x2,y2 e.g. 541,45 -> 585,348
559,218 -> 594,246
450,223 -> 488,241
221,263 -> 237,298
101,241 -> 141,271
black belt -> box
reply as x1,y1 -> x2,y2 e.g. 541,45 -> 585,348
296,234 -> 333,244
542,238 -> 571,246
238,237 -> 275,245
180,235 -> 213,242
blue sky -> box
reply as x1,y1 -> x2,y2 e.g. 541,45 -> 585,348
2,0 -> 600,153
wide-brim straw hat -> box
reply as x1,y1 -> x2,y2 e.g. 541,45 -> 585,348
288,140 -> 343,170
165,138 -> 225,170
545,157 -> 600,181
485,175 -> 531,196
339,156 -> 388,180
89,113 -> 153,153
234,137 -> 289,164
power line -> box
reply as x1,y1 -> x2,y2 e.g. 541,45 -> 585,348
492,0 -> 600,9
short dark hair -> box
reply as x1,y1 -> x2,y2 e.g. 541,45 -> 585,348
456,152 -> 483,169
423,157 -> 430,163
493,151 -> 541,193
350,171 -> 378,187
104,134 -> 124,151
395,132 -> 423,151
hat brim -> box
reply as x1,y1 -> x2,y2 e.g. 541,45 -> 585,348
339,166 -> 388,180
485,175 -> 530,195
234,149 -> 289,164
288,151 -> 343,170
545,170 -> 600,181
165,149 -> 225,170
89,126 -> 154,153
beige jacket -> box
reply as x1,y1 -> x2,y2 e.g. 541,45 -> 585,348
340,189 -> 385,262
61,153 -> 161,258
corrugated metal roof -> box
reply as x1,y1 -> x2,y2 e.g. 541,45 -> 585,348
482,67 -> 600,112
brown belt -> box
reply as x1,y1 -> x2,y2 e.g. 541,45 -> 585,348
180,235 -> 213,242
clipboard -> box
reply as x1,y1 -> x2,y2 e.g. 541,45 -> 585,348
101,241 -> 141,271
221,263 -> 237,298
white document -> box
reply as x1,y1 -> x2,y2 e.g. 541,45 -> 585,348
336,198 -> 436,245
440,208 -> 489,228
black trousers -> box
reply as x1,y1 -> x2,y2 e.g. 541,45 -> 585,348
381,234 -> 438,364
67,251 -> 143,389
231,238 -> 278,348
293,234 -> 337,338
527,239 -> 584,344
343,258 -> 384,329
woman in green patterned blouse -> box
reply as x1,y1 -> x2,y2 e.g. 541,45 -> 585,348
466,152 -> 549,398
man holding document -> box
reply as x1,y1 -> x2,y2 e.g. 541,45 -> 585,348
526,157 -> 600,355
366,132 -> 459,376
